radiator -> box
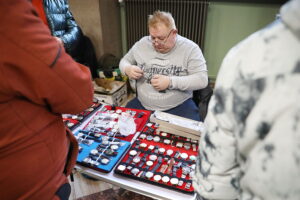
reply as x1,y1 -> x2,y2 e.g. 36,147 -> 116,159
124,0 -> 209,51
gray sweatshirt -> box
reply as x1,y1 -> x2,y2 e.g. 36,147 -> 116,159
119,34 -> 208,111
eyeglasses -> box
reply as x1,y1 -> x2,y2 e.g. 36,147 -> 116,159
148,29 -> 173,45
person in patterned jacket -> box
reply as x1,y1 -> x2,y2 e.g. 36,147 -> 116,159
193,0 -> 300,199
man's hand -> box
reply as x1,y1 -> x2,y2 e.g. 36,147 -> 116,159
151,74 -> 170,91
125,65 -> 144,80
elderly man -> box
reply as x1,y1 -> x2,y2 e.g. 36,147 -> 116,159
119,10 -> 208,121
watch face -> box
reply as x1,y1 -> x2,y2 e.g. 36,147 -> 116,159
180,152 -> 188,159
112,113 -> 119,119
116,109 -> 122,114
90,160 -> 100,166
189,155 -> 196,161
140,143 -> 147,148
170,178 -> 179,185
185,182 -> 192,189
133,157 -> 141,163
163,139 -> 171,144
90,149 -> 98,155
83,157 -> 91,163
148,145 -> 155,150
117,165 -> 126,171
105,149 -> 114,156
67,122 -> 74,127
145,171 -> 154,179
158,148 -> 165,154
110,144 -> 119,150
161,132 -> 167,137
87,108 -> 94,112
100,158 -> 109,165
139,134 -> 146,139
131,168 -> 140,175
77,133 -> 84,137
146,135 -> 153,141
176,142 -> 183,148
191,139 -> 198,144
182,166 -> 191,174
146,123 -> 153,127
146,160 -> 153,166
166,149 -> 174,156
178,180 -> 184,186
153,174 -> 161,182
129,150 -> 137,156
111,128 -> 118,133
94,133 -> 101,138
126,165 -> 133,170
153,136 -> 160,142
102,140 -> 109,145
162,176 -> 170,183
184,142 -> 191,150
149,154 -> 157,161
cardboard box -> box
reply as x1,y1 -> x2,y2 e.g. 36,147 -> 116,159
93,80 -> 127,106
150,111 -> 204,140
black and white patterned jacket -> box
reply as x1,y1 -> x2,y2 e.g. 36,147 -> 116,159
193,0 -> 300,199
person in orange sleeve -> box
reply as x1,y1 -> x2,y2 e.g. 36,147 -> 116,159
0,0 -> 94,199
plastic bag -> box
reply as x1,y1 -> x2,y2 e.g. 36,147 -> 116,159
118,112 -> 136,136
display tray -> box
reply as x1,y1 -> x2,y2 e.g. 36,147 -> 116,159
73,106 -> 152,173
74,131 -> 131,173
62,100 -> 103,130
114,123 -> 199,194
82,105 -> 151,142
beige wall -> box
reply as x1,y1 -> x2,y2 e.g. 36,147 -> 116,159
69,0 -> 122,61
98,0 -> 122,58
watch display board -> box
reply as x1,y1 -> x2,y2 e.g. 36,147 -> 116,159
74,131 -> 131,173
63,100 -> 103,130
73,106 -> 152,173
114,122 -> 199,194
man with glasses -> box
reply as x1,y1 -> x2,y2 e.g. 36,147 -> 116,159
119,10 -> 208,121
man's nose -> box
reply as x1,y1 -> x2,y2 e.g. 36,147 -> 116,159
153,41 -> 160,46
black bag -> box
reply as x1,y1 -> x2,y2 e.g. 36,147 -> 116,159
193,80 -> 213,120
98,53 -> 121,79
76,35 -> 98,78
